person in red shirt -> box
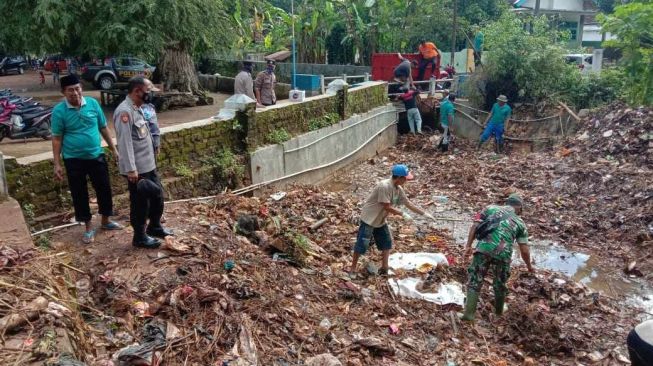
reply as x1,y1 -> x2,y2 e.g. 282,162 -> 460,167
39,69 -> 45,88
417,40 -> 440,81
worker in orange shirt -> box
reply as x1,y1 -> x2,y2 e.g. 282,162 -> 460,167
417,40 -> 440,81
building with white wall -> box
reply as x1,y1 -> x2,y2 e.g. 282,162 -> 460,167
511,0 -> 608,49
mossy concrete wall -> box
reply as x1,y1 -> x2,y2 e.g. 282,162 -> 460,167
5,81 -> 390,219
246,81 -> 387,149
5,118 -> 243,217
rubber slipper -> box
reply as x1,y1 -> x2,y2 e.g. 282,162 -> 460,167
82,229 -> 96,244
101,221 -> 123,230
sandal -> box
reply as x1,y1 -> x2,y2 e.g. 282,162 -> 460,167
82,229 -> 96,244
101,221 -> 123,230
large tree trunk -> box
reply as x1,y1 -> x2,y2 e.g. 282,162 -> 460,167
158,43 -> 212,107
160,43 -> 200,94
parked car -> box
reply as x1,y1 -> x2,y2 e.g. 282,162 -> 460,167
43,55 -> 69,72
565,54 -> 593,73
0,56 -> 27,75
81,56 -> 155,90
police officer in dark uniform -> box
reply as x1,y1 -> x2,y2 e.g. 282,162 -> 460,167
114,76 -> 172,248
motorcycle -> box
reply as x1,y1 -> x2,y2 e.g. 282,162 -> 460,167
0,109 -> 52,141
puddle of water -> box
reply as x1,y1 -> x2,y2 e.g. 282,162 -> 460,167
516,242 -> 653,314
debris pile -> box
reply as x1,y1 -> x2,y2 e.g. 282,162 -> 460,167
386,102 -> 653,271
1,184 -> 638,365
1,102 -> 649,365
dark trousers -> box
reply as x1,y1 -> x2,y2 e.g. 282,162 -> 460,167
127,170 -> 164,239
63,155 -> 113,222
474,51 -> 482,66
628,329 -> 653,366
417,57 -> 437,81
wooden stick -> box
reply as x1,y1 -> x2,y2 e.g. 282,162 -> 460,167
0,280 -> 39,294
558,102 -> 581,121
58,262 -> 86,274
309,218 -> 329,232
449,311 -> 459,335
0,296 -> 48,334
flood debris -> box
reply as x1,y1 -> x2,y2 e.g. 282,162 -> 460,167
1,101 -> 650,365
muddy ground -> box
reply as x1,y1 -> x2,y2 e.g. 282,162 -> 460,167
0,103 -> 651,365
0,71 -> 230,158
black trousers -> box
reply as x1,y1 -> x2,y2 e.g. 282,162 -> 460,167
63,154 -> 113,222
628,329 -> 653,366
474,51 -> 482,66
417,57 -> 437,81
126,170 -> 164,238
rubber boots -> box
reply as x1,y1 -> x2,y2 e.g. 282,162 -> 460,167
495,293 -> 507,316
476,140 -> 483,150
461,290 -> 480,321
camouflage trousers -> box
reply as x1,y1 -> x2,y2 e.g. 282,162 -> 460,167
467,253 -> 511,297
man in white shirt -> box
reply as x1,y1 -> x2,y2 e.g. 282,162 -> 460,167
234,61 -> 255,100
349,164 -> 434,276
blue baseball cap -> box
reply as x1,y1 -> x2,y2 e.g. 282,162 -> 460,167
391,164 -> 414,180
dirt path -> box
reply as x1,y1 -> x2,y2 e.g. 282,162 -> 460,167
0,71 -> 230,158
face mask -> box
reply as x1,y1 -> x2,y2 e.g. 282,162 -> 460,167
143,91 -> 154,103
266,65 -> 274,73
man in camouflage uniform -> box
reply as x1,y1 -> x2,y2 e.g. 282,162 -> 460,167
461,194 -> 534,321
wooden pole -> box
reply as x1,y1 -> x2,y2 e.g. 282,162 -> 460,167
451,0 -> 457,66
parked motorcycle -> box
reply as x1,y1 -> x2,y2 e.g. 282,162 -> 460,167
0,92 -> 52,142
0,109 -> 52,141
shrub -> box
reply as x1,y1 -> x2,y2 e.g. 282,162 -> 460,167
267,128 -> 291,144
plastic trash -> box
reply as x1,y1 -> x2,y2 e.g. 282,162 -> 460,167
114,321 -> 166,366
319,317 -> 332,331
389,324 -> 400,335
434,195 -> 449,204
224,260 -> 235,271
270,192 -> 287,201
326,79 -> 348,95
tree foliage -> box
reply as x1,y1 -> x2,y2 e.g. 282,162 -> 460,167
223,0 -> 508,65
599,1 -> 653,106
467,12 -> 578,109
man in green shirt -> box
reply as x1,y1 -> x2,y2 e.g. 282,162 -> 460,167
51,74 -> 123,244
478,94 -> 512,153
461,194 -> 533,321
438,91 -> 455,152
473,26 -> 484,67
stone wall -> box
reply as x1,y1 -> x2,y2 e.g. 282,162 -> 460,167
345,82 -> 388,118
5,117 -> 243,217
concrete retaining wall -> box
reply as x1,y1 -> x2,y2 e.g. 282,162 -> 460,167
250,104 -> 397,186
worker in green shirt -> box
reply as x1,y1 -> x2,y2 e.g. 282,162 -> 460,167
461,194 -> 534,321
438,91 -> 455,152
478,94 -> 511,153
473,26 -> 484,67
